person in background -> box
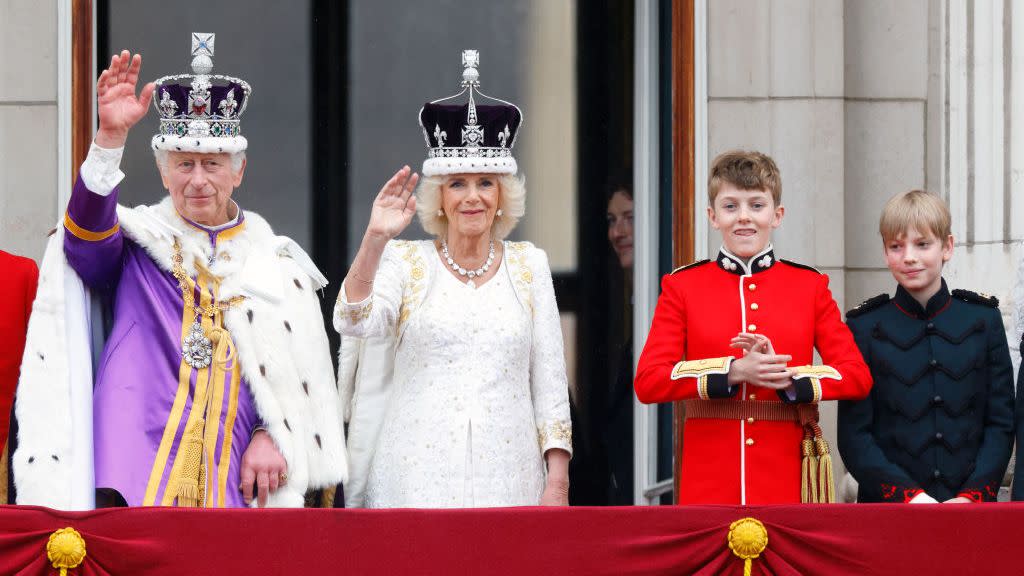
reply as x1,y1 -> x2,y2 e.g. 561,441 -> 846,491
602,184 -> 635,505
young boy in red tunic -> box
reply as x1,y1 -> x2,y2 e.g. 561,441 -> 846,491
634,150 -> 871,504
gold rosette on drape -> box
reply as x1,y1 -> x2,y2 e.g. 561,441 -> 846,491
47,527 -> 86,576
727,517 -> 768,576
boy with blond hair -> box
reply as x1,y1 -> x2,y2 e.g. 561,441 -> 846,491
839,190 -> 1014,503
635,150 -> 871,505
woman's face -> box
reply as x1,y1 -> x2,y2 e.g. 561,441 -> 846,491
607,190 -> 634,269
441,173 -> 501,240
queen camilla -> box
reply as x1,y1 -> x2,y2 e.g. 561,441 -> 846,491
335,50 -> 572,508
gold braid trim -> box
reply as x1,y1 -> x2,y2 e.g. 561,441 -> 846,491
791,366 -> 834,404
789,365 -> 841,380
538,420 -> 572,450
347,301 -> 373,325
168,240 -> 245,507
63,211 -> 120,241
397,241 -> 427,330
671,356 -> 733,381
506,242 -> 534,315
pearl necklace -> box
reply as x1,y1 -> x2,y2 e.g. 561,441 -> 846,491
441,239 -> 495,280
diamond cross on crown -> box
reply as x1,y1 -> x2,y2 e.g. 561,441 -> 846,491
192,33 -> 215,58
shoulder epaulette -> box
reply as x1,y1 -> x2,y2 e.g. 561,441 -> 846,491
846,294 -> 891,318
780,259 -> 821,274
951,288 -> 999,308
671,259 -> 710,274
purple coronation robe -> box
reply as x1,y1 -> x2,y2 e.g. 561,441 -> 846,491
64,175 -> 259,507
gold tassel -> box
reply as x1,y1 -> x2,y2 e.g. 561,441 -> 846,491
176,477 -> 201,507
176,324 -> 235,507
800,438 -> 818,503
816,437 -> 836,503
176,420 -> 207,507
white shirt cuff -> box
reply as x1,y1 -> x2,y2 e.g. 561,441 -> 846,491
79,142 -> 126,196
784,383 -> 797,401
909,492 -> 938,504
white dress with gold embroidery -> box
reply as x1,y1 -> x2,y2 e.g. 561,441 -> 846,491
334,239 -> 572,508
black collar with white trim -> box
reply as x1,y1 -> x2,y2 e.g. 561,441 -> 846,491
716,245 -> 776,276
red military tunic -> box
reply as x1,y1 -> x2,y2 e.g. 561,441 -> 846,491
0,250 -> 38,448
635,246 -> 871,504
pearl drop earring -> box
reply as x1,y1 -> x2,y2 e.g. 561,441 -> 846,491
496,209 -> 504,217
437,209 -> 444,217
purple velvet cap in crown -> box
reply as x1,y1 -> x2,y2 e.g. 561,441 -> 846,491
150,33 -> 251,154
418,50 -> 522,176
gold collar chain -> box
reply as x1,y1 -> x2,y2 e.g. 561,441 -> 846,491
172,239 -> 246,369
171,239 -> 246,317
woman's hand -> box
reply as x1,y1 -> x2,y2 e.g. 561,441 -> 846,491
540,477 -> 569,506
540,448 -> 570,506
943,496 -> 972,504
95,50 -> 156,149
365,166 -> 419,245
728,332 -> 793,389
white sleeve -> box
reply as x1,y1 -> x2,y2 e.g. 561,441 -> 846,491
79,142 -> 126,196
909,492 -> 939,504
527,246 -> 573,457
332,241 -> 406,339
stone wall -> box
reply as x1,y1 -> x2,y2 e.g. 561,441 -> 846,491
0,0 -> 58,263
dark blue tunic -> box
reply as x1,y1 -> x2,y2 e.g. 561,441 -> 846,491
838,280 -> 1014,503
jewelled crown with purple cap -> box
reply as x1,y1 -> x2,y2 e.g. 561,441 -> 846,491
419,50 -> 523,177
150,32 -> 251,154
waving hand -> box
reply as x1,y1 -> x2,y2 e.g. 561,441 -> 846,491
365,166 -> 420,243
95,50 -> 156,148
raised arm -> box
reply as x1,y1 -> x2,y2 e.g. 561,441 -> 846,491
64,51 -> 155,290
333,167 -> 419,339
342,167 -> 419,303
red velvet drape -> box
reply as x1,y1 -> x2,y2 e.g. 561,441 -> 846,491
3,503 -> 1023,575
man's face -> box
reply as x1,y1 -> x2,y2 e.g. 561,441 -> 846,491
707,183 -> 783,259
883,226 -> 953,297
159,152 -> 244,226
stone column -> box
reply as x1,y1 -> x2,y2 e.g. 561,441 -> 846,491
0,0 -> 58,263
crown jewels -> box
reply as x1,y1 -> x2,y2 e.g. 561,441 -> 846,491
419,50 -> 523,177
150,33 -> 251,154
